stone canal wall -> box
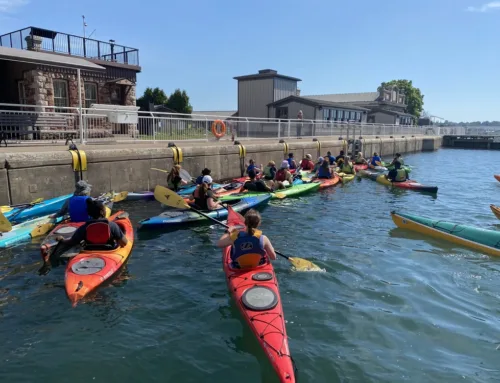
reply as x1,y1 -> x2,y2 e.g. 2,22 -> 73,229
0,136 -> 442,205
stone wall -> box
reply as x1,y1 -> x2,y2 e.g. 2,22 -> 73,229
0,136 -> 442,205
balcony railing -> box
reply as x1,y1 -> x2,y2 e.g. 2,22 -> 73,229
0,27 -> 139,66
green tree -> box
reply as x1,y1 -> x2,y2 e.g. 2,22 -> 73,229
378,80 -> 424,121
166,89 -> 193,114
136,87 -> 169,111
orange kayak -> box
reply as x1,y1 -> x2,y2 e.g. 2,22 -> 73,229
314,174 -> 341,189
65,211 -> 134,306
491,204 -> 500,220
494,175 -> 500,182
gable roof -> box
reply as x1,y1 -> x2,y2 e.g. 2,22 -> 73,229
302,92 -> 380,103
267,95 -> 370,111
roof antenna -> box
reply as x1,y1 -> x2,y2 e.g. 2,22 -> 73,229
82,15 -> 87,38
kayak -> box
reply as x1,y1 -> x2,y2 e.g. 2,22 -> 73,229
385,163 -> 412,173
338,173 -> 355,183
218,182 -> 320,202
0,214 -> 65,248
315,174 -> 341,189
124,191 -> 154,201
138,195 -> 271,228
353,164 -> 368,171
65,211 -> 134,306
490,204 -> 500,220
365,171 -> 438,193
177,183 -> 222,196
494,175 -> 500,183
3,194 -> 71,223
223,208 -> 296,383
40,202 -> 114,264
391,211 -> 500,257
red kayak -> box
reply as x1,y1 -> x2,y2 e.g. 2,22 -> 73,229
354,164 -> 368,171
314,174 -> 341,189
223,208 -> 296,383
494,175 -> 500,182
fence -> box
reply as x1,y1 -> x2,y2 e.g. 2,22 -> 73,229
0,103 -> 458,146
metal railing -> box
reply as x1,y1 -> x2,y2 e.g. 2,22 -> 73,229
0,103 -> 453,146
0,27 -> 139,66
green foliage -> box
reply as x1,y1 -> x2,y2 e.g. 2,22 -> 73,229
136,87 -> 169,111
166,89 -> 193,114
379,80 -> 424,120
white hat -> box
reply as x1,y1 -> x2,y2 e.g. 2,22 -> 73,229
202,175 -> 213,184
281,160 -> 289,169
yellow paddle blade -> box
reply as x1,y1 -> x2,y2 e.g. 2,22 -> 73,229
151,168 -> 169,174
1,206 -> 13,213
31,197 -> 44,204
105,206 -> 112,218
273,192 -> 287,199
0,211 -> 12,233
289,257 -> 324,272
31,222 -> 55,238
111,191 -> 129,203
154,185 -> 190,209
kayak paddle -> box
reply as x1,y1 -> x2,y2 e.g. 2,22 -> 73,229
110,191 -> 129,203
1,197 -> 45,213
154,185 -> 322,271
0,210 -> 13,232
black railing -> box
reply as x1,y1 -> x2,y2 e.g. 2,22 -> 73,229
0,27 -> 139,66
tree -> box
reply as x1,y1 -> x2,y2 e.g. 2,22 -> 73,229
379,80 -> 424,120
166,89 -> 192,114
136,87 -> 169,111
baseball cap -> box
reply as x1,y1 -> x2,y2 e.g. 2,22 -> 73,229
202,175 -> 213,184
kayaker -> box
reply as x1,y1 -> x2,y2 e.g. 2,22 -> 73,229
298,154 -> 314,171
326,151 -> 336,165
369,152 -> 383,169
339,156 -> 356,175
386,161 -> 408,182
195,168 -> 211,185
262,161 -> 277,181
216,209 -> 276,268
53,180 -> 93,222
246,159 -> 262,175
242,169 -> 273,192
390,153 -> 405,166
315,158 -> 333,179
354,151 -> 368,165
312,157 -> 324,173
335,150 -> 345,165
167,164 -> 188,191
275,160 -> 294,186
287,153 -> 297,170
191,175 -> 223,210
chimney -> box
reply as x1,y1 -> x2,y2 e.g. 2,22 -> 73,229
296,88 -> 301,96
25,34 -> 43,51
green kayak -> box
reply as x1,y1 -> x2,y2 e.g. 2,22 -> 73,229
383,161 -> 411,173
219,182 -> 320,202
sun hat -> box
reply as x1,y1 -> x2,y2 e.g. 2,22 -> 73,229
281,160 -> 290,169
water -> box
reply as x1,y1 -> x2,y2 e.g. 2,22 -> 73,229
2,148 -> 500,383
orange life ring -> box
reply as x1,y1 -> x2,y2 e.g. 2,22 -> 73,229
211,120 -> 226,139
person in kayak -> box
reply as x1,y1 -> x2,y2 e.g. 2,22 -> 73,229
369,152 -> 383,169
275,160 -> 294,186
326,151 -> 336,165
246,159 -> 262,175
287,153 -> 297,170
167,165 -> 188,191
312,157 -> 324,173
53,180 -> 93,222
216,209 -> 276,268
242,169 -> 274,192
354,151 -> 368,164
339,156 -> 356,175
195,168 -> 211,185
314,158 -> 333,179
191,175 -> 223,210
298,154 -> 314,171
386,161 -> 408,182
262,161 -> 277,181
390,153 -> 405,166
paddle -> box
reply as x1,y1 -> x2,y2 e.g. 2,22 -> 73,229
1,197 -> 45,213
0,210 -> 13,233
151,168 -> 193,183
154,185 -> 322,271
110,191 -> 129,203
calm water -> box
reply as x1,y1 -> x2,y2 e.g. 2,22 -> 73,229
2,148 -> 500,383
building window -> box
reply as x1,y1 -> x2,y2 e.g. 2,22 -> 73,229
84,83 -> 98,108
276,107 -> 288,119
338,110 -> 344,120
356,112 -> 361,121
53,80 -> 69,112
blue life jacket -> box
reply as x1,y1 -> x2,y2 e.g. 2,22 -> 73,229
69,195 -> 90,222
287,158 -> 296,169
230,230 -> 266,267
247,164 -> 255,173
318,166 -> 331,178
371,156 -> 381,166
195,175 -> 204,185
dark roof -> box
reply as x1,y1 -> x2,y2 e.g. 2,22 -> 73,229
234,69 -> 301,82
303,92 -> 379,103
267,95 -> 370,111
369,108 -> 414,118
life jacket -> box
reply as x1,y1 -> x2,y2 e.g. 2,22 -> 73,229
394,169 -> 407,182
263,166 -> 274,180
195,175 -> 204,185
318,166 -> 331,178
300,159 -> 314,170
355,157 -> 364,164
287,158 -> 296,169
371,156 -> 381,166
247,164 -> 255,173
230,229 -> 266,268
193,186 -> 210,210
69,195 -> 90,222
341,163 -> 354,174
275,169 -> 288,182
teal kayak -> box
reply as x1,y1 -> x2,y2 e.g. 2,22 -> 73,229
219,182 -> 320,202
0,215 -> 65,248
3,194 -> 71,223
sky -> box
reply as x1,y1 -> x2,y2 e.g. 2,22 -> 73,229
0,0 -> 499,122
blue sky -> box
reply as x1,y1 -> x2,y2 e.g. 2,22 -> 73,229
0,0 -> 498,122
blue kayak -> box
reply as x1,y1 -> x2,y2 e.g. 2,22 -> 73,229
0,215 -> 65,248
138,194 -> 271,228
4,194 -> 71,224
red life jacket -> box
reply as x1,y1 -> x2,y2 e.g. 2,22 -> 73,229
85,221 -> 111,245
275,169 -> 288,182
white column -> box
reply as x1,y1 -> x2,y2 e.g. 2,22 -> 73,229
77,68 -> 84,144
